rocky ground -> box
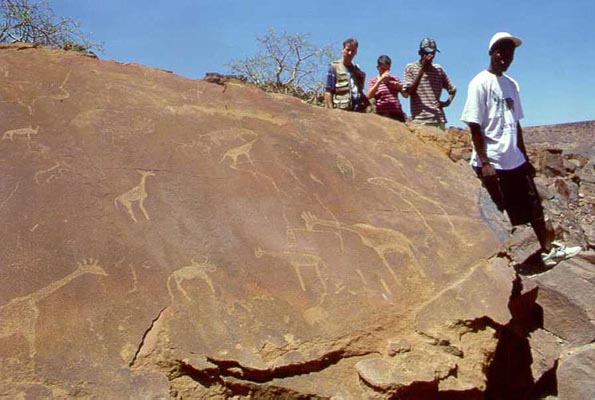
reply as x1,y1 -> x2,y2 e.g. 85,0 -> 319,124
411,122 -> 595,400
413,123 -> 594,251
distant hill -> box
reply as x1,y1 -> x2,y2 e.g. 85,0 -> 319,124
524,120 -> 595,154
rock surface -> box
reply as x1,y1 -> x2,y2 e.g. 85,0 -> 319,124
0,44 -> 593,398
0,44 -> 510,398
557,345 -> 595,400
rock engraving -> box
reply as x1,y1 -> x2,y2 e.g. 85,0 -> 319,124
254,246 -> 328,293
114,170 -> 155,222
2,125 -> 39,141
0,259 -> 107,358
302,211 -> 425,285
167,258 -> 217,303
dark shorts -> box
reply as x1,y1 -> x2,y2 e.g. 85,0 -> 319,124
378,112 -> 406,122
474,162 -> 545,226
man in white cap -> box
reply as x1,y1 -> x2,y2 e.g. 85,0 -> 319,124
403,37 -> 456,129
461,32 -> 581,267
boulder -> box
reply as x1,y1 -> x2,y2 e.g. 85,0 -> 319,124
528,329 -> 561,383
528,253 -> 595,346
557,346 -> 595,400
0,45 -> 505,398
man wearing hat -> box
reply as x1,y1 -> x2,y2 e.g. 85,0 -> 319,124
461,32 -> 581,267
403,37 -> 456,129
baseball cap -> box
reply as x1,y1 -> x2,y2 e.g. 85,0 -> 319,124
489,32 -> 522,51
419,37 -> 440,53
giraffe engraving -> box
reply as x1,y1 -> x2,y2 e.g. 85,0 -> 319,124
301,211 -> 426,285
220,138 -> 257,169
114,170 -> 155,222
167,258 -> 217,303
254,247 -> 328,293
2,125 -> 39,141
0,259 -> 107,359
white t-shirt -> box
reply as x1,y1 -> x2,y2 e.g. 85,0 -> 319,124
461,70 -> 526,170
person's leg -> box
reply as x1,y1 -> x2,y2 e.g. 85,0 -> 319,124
530,218 -> 554,252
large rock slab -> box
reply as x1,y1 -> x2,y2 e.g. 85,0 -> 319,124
0,45 -> 505,397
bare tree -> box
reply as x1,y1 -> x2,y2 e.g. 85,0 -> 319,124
0,0 -> 100,52
228,28 -> 337,104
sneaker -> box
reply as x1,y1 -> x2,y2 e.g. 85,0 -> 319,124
540,241 -> 582,267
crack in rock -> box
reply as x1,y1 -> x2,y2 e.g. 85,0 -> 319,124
129,306 -> 168,368
204,348 -> 375,383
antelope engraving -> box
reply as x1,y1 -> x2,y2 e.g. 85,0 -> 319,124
0,259 -> 107,359
220,138 -> 257,169
34,161 -> 71,185
301,211 -> 425,284
2,125 -> 39,141
114,170 -> 155,223
254,247 -> 328,293
167,258 -> 217,303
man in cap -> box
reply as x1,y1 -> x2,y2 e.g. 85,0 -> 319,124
461,32 -> 581,267
403,37 -> 456,129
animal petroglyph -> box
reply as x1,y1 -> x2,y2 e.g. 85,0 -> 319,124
369,176 -> 462,241
177,128 -> 258,156
301,211 -> 425,285
220,139 -> 258,169
0,259 -> 107,358
10,72 -> 72,119
2,125 -> 39,141
254,247 -> 328,293
336,154 -> 355,180
34,161 -> 72,185
114,170 -> 155,223
167,258 -> 217,303
303,305 -> 330,327
50,71 -> 71,101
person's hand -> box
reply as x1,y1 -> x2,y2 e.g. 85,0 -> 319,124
481,163 -> 505,210
379,71 -> 391,82
421,53 -> 434,70
481,163 -> 497,179
439,99 -> 451,108
388,79 -> 402,91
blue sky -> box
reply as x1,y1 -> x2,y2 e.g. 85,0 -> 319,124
53,0 -> 594,127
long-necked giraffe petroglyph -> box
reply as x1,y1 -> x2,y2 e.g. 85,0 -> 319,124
2,125 -> 39,141
301,211 -> 426,286
114,170 -> 156,223
167,258 -> 217,303
369,176 -> 466,244
0,259 -> 107,359
219,138 -> 257,169
254,247 -> 328,293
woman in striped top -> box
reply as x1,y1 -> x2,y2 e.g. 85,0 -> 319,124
366,55 -> 408,122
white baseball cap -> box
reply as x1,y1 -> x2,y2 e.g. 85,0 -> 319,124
489,32 -> 522,51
